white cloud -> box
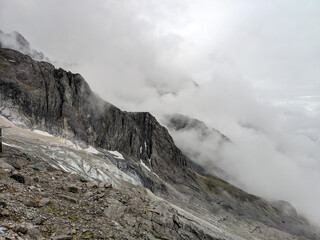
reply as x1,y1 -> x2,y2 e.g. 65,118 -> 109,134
1,0 -> 320,226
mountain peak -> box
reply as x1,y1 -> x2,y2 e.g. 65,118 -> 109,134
0,29 -> 48,61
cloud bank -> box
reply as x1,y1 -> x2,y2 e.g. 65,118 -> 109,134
1,0 -> 320,226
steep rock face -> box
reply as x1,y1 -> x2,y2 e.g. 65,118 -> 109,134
0,48 -> 190,184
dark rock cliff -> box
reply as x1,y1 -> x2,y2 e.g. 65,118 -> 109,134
0,48 -> 190,184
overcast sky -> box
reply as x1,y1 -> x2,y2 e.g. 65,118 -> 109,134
1,0 -> 320,226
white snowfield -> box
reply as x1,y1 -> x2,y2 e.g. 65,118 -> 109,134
0,117 -> 242,239
85,146 -> 100,154
33,129 -> 54,137
108,150 -> 124,159
140,159 -> 151,172
0,116 -> 138,187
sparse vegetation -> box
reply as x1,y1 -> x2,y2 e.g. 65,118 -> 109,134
0,63 -> 10,72
68,215 -> 78,222
47,201 -> 60,217
201,175 -> 259,202
82,230 -> 94,237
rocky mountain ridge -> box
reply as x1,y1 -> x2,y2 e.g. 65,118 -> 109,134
0,48 -> 192,186
1,45 -> 320,239
0,30 -> 48,61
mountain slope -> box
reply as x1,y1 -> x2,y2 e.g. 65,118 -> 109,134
0,128 -> 235,240
1,47 -> 320,239
0,48 -> 192,187
0,115 -> 314,240
162,113 -> 229,176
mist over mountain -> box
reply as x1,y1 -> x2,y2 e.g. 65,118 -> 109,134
0,29 -> 49,61
162,113 -> 229,178
1,1 -> 320,238
1,35 -> 320,238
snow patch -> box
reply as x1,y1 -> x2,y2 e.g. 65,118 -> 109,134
62,139 -> 82,150
153,172 -> 160,178
2,142 -> 15,147
108,150 -> 124,160
57,163 -> 69,172
33,129 -> 54,137
140,146 -> 143,154
85,146 -> 100,154
140,159 -> 151,172
2,142 -> 24,149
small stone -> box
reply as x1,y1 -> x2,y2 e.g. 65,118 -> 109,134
0,201 -> 7,208
57,185 -> 65,191
51,234 -> 72,240
0,209 -> 10,217
33,177 -> 40,183
28,186 -> 36,191
59,195 -> 77,203
32,165 -> 46,171
27,227 -> 42,240
33,216 -> 46,225
93,192 -> 105,201
68,186 -> 78,193
24,200 -> 39,208
16,225 -> 28,234
9,161 -> 22,170
39,198 -> 51,207
0,159 -> 15,170
85,182 -> 98,188
10,173 -> 25,184
79,176 -> 88,182
0,226 -> 6,233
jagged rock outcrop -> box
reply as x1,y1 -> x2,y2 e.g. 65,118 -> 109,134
0,48 -> 191,186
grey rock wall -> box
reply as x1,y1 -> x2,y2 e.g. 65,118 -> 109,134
0,48 -> 190,185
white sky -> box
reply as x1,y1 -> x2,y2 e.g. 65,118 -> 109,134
1,0 -> 320,226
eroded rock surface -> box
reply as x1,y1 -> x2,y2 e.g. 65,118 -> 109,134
0,147 -> 233,240
0,48 -> 190,186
